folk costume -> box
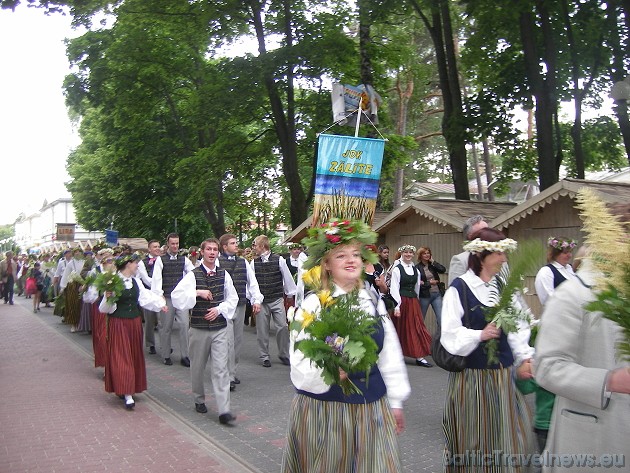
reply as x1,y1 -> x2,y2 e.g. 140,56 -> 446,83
151,253 -> 195,364
60,256 -> 85,330
138,255 -> 159,354
441,271 -> 535,473
171,263 -> 238,418
250,252 -> 297,365
389,258 -> 432,362
217,253 -> 263,384
99,272 -> 165,406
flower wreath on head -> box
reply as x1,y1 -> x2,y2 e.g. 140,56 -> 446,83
114,253 -> 140,269
301,219 -> 378,280
547,237 -> 577,251
398,244 -> 416,253
463,238 -> 518,254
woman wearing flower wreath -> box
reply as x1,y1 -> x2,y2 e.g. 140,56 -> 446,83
89,249 -> 116,369
99,254 -> 167,409
441,228 -> 535,472
389,244 -> 433,367
534,236 -> 577,306
282,220 -> 410,473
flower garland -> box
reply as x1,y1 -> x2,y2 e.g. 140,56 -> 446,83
301,219 -> 378,272
463,238 -> 518,254
397,244 -> 416,253
288,290 -> 379,396
547,237 -> 577,251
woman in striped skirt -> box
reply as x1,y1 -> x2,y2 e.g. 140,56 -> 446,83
440,228 -> 535,472
99,254 -> 166,409
282,220 -> 410,473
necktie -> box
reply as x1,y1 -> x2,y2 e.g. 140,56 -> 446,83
228,256 -> 235,261
149,257 -> 156,265
207,270 -> 216,276
170,256 -> 177,260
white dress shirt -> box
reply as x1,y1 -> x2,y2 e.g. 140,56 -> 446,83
150,253 -> 195,296
534,261 -> 577,306
441,270 -> 534,366
249,251 -> 297,297
99,274 -> 166,314
289,288 -> 411,408
60,258 -> 85,290
389,262 -> 421,306
170,263 -> 238,319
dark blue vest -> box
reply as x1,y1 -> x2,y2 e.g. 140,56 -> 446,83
546,263 -> 567,289
297,318 -> 387,404
451,278 -> 514,369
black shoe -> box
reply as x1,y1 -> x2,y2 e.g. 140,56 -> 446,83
233,377 -> 241,385
125,400 -> 135,410
219,413 -> 236,425
9,301 -> 13,305
416,358 -> 433,368
262,360 -> 271,368
230,381 -> 236,392
164,358 -> 173,366
195,403 -> 208,414
180,357 -> 190,367
279,356 -> 290,366
148,346 -> 156,355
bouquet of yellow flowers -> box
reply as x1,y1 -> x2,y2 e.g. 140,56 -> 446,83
288,290 -> 379,396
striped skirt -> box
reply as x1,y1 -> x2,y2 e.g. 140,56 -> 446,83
391,296 -> 432,358
92,306 -> 107,368
77,301 -> 92,332
281,394 -> 402,473
442,367 -> 534,473
64,282 -> 82,326
104,316 -> 147,395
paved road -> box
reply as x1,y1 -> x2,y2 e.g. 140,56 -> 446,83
1,295 -> 448,472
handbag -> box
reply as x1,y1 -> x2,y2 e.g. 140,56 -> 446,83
437,281 -> 446,297
431,280 -> 469,372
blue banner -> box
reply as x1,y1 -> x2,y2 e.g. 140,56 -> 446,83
105,230 -> 118,247
312,134 -> 385,226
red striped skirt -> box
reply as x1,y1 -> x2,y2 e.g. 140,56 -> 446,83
391,296 -> 432,358
104,316 -> 147,395
92,306 -> 107,368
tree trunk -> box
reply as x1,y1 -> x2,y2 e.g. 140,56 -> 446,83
410,0 -> 469,199
519,8 -> 558,190
482,138 -> 495,201
247,0 -> 308,228
393,75 -> 414,209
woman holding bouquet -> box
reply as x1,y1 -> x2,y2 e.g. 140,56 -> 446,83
440,228 -> 535,472
99,254 -> 166,409
282,220 -> 410,473
390,244 -> 433,367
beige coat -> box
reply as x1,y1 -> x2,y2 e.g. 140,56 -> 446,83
0,258 -> 18,283
535,260 -> 630,472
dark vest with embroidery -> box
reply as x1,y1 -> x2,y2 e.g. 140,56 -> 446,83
144,256 -> 156,278
160,255 -> 185,296
397,265 -> 419,298
546,263 -> 567,289
285,256 -> 298,278
219,255 -> 247,303
451,278 -> 514,369
297,317 -> 387,404
110,279 -> 141,319
254,254 -> 284,302
190,266 -> 227,331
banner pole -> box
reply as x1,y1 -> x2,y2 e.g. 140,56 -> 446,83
354,108 -> 361,137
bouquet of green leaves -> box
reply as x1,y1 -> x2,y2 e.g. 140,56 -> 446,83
94,271 -> 125,305
67,271 -> 85,285
483,239 -> 542,366
577,189 -> 630,362
80,273 -> 98,296
288,290 -> 379,396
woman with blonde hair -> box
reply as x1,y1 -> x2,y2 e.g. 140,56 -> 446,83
282,220 -> 410,473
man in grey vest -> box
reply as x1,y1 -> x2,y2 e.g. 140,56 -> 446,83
250,235 -> 297,367
138,239 -> 161,355
171,238 -> 238,425
151,233 -> 195,366
218,234 -> 263,390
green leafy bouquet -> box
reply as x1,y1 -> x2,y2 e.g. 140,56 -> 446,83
482,239 -> 542,366
94,271 -> 125,305
577,189 -> 630,362
288,290 -> 379,396
80,273 -> 98,296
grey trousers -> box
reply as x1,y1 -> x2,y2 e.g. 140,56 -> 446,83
256,297 -> 289,361
189,326 -> 230,414
143,308 -> 158,348
228,302 -> 246,381
158,297 -> 190,359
